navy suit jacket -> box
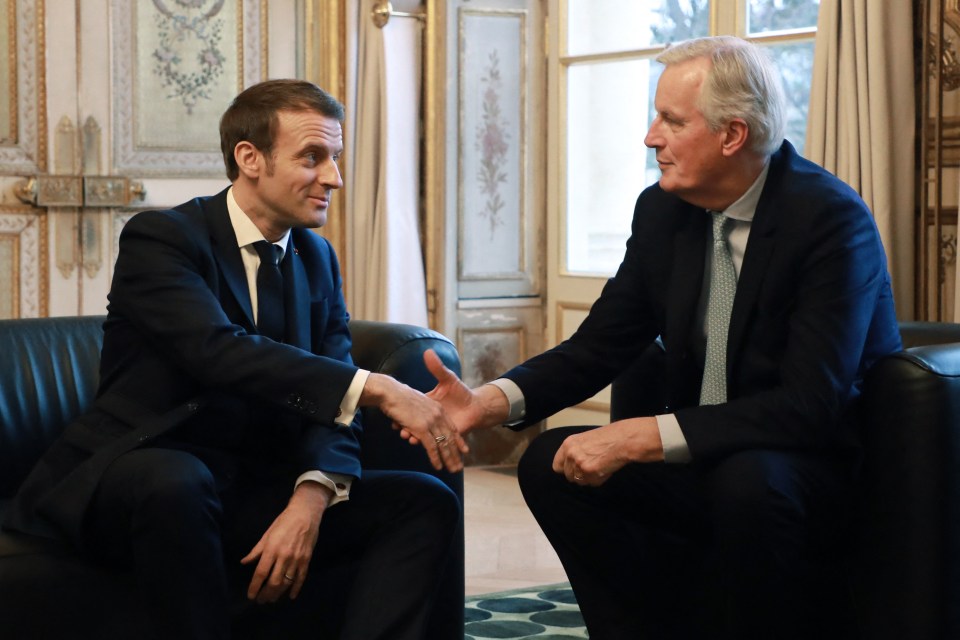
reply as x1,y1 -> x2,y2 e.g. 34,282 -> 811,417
503,141 -> 901,462
5,189 -> 363,543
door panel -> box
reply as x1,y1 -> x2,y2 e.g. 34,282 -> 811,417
436,0 -> 547,464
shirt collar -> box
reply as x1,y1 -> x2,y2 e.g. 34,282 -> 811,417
718,162 -> 770,223
226,187 -> 291,255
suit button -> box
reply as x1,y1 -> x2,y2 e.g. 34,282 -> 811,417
187,401 -> 199,412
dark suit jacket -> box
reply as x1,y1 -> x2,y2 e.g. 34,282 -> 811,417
503,141 -> 902,462
4,188 -> 363,543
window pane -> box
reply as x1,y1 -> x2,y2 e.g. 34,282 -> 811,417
762,40 -> 814,157
566,60 -> 663,274
566,0 -> 709,57
748,0 -> 820,35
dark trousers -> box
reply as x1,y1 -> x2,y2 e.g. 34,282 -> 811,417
83,447 -> 460,640
518,426 -> 856,640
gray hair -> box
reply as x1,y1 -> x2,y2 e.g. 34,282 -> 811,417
657,36 -> 786,156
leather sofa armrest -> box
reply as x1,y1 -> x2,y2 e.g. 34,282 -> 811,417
851,341 -> 960,640
347,319 -> 465,640
347,319 -> 463,481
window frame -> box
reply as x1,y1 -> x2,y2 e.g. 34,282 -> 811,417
554,0 -> 818,279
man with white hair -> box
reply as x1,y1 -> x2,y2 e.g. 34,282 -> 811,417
423,36 -> 901,638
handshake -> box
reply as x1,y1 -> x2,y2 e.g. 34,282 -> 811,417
359,349 -> 511,473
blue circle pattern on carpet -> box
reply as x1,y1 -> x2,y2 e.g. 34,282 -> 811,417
464,583 -> 587,639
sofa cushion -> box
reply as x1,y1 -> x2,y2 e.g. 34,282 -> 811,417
0,317 -> 105,498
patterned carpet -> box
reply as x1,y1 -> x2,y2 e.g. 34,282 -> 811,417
464,582 -> 588,639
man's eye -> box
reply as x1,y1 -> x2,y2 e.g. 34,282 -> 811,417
304,153 -> 317,165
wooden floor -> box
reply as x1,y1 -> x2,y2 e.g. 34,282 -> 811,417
463,465 -> 568,596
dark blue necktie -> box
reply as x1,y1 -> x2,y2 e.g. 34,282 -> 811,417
252,240 -> 285,342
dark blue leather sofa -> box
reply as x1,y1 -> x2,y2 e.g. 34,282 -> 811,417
0,315 -> 465,639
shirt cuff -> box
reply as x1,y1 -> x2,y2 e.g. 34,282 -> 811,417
486,379 -> 526,425
296,471 -> 352,506
655,413 -> 692,463
337,369 -> 369,427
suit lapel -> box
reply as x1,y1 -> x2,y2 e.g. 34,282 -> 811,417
206,195 -> 256,329
726,149 -> 787,372
664,207 -> 708,353
282,233 -> 311,350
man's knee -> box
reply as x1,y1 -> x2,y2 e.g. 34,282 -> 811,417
104,448 -> 221,520
517,426 -> 586,494
366,471 -> 461,533
416,474 -> 461,531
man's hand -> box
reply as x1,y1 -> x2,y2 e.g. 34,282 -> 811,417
241,481 -> 331,603
421,350 -> 511,436
553,417 -> 664,486
360,368 -> 469,473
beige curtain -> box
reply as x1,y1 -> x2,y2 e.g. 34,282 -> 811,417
805,0 -> 915,319
955,210 -> 959,321
344,0 -> 428,325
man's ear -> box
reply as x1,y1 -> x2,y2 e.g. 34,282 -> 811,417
720,119 -> 750,157
234,141 -> 262,179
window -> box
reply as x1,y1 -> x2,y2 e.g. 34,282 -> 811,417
561,0 -> 820,275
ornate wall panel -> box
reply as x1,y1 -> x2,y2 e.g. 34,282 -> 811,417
457,301 -> 543,465
111,0 -> 267,177
0,206 -> 47,319
920,0 -> 960,321
0,0 -> 45,174
457,8 -> 526,282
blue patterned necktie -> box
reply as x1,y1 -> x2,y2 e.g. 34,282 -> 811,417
700,212 -> 736,405
252,240 -> 285,343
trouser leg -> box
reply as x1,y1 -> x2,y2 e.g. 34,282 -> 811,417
703,450 -> 853,640
518,426 -> 854,640
84,448 -> 229,640
518,426 -> 709,640
224,469 -> 460,640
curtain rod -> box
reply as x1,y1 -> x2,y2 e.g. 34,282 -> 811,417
372,1 -> 425,29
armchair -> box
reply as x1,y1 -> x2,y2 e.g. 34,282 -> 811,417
610,321 -> 960,640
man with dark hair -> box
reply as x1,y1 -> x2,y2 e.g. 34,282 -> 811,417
422,37 -> 902,639
4,79 -> 466,640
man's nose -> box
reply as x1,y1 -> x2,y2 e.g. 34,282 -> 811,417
644,120 -> 661,149
320,160 -> 343,190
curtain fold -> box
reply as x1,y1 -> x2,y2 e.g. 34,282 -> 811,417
345,0 -> 428,326
806,0 -> 915,319
955,219 -> 959,320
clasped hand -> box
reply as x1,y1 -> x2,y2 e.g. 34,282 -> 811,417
367,352 -> 470,473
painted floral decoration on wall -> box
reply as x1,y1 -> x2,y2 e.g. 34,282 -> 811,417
151,0 -> 227,114
475,49 -> 511,238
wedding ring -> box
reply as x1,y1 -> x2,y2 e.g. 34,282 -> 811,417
434,434 -> 448,444
283,573 -> 295,581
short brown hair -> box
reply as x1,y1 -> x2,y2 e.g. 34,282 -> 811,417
219,80 -> 345,181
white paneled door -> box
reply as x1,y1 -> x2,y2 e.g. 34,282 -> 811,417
0,0 -> 300,319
